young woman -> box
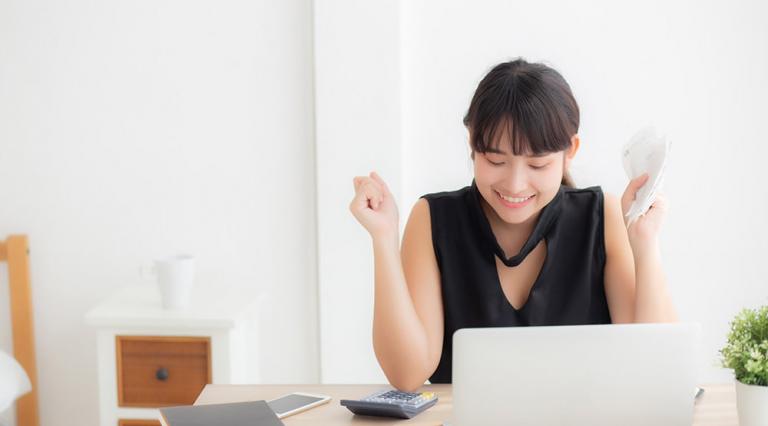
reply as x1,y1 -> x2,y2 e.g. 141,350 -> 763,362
349,58 -> 677,392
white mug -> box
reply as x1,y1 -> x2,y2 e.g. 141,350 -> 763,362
143,254 -> 196,309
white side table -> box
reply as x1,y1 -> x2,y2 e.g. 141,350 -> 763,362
85,284 -> 263,426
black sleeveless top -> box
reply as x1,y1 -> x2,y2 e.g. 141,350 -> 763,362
420,180 -> 612,384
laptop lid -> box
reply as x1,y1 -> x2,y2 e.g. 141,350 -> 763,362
452,323 -> 700,426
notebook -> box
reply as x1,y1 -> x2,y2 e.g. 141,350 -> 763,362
159,400 -> 284,426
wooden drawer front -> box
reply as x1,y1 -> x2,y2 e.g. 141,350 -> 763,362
118,420 -> 161,426
117,336 -> 211,407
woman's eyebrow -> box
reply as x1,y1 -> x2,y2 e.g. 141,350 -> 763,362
484,148 -> 551,157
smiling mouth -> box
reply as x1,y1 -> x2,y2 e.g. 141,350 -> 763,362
496,191 -> 535,203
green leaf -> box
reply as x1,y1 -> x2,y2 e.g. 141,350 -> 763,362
720,305 -> 768,387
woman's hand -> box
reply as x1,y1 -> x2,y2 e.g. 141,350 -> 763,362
349,171 -> 399,243
621,173 -> 668,258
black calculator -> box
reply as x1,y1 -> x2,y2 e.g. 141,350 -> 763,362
340,389 -> 438,419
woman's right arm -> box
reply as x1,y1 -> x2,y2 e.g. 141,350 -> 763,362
349,172 -> 444,391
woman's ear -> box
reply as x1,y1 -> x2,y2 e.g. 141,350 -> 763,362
467,129 -> 475,160
564,134 -> 580,168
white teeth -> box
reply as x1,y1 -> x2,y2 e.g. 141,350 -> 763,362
498,192 -> 532,203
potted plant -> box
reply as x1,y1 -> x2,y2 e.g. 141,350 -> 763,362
720,305 -> 768,426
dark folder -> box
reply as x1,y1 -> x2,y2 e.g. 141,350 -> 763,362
159,400 -> 284,426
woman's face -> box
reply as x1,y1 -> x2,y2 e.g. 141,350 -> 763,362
472,135 -> 579,226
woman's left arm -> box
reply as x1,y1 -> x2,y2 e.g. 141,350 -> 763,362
603,174 -> 678,323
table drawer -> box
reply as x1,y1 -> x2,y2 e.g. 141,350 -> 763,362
116,336 -> 211,407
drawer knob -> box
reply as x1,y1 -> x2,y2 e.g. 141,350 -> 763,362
155,367 -> 170,381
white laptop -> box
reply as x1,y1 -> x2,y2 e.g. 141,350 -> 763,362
451,323 -> 701,426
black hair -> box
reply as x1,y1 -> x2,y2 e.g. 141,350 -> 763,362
464,58 -> 579,186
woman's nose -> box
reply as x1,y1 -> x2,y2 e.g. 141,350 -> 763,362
503,165 -> 529,193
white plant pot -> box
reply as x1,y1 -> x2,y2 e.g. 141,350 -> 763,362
736,379 -> 768,426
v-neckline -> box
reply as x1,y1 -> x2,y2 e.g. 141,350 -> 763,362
493,239 -> 550,312
467,180 -> 562,313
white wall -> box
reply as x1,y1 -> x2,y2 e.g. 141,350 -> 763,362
314,0 -> 402,384
0,1 -> 319,425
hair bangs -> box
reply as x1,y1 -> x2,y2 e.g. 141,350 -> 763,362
465,59 -> 579,157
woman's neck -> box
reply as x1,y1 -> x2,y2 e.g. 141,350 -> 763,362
480,198 -> 542,257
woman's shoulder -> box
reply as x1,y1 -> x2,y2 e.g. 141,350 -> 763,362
560,185 -> 605,213
563,186 -> 623,249
420,185 -> 472,201
418,185 -> 474,218
562,186 -> 621,217
414,185 -> 476,232
562,184 -> 603,197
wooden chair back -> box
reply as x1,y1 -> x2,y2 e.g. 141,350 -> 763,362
1,235 -> 39,426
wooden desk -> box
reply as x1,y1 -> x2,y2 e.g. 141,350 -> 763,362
195,383 -> 738,425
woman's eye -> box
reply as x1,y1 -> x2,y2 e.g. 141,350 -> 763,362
529,163 -> 550,170
484,155 -> 505,166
